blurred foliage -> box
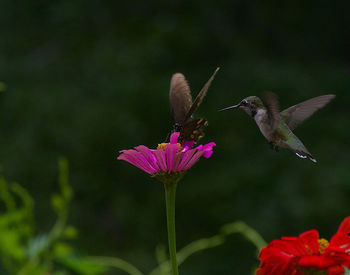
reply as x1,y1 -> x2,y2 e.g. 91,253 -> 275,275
0,82 -> 6,92
0,0 -> 350,274
0,158 -> 106,275
146,221 -> 266,275
0,158 -> 265,274
86,219 -> 265,275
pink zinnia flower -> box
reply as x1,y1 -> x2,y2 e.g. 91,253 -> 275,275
118,132 -> 215,274
117,132 -> 215,180
257,217 -> 350,275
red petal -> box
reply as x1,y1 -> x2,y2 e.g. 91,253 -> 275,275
337,217 -> 350,234
329,232 -> 350,252
298,255 -> 322,268
299,230 -> 320,254
318,255 -> 339,269
276,238 -> 309,255
328,265 -> 345,275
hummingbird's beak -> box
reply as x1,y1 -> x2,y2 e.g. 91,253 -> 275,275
218,104 -> 240,112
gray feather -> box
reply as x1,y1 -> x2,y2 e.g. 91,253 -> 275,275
280,94 -> 335,130
263,92 -> 280,135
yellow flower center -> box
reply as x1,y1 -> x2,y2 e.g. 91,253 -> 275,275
318,238 -> 329,254
157,143 -> 182,151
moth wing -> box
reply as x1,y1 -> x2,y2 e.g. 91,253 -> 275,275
184,67 -> 220,122
179,118 -> 208,143
169,73 -> 193,124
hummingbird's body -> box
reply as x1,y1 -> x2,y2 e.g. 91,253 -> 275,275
219,94 -> 335,162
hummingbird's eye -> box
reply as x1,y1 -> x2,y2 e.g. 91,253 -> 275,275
241,100 -> 248,106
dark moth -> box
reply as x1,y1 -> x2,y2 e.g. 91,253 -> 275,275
169,67 -> 219,143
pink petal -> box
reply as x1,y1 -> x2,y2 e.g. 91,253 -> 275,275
177,149 -> 197,171
118,150 -> 156,174
170,132 -> 180,144
203,150 -> 213,158
194,144 -> 203,150
172,152 -> 182,172
135,145 -> 160,172
182,150 -> 204,170
153,149 -> 167,172
200,142 -> 216,158
205,142 -> 216,147
165,143 -> 179,172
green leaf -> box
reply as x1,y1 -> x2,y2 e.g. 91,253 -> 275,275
221,221 -> 267,250
11,183 -> 34,213
0,230 -> 26,260
0,210 -> 28,227
10,183 -> 35,232
62,225 -> 78,239
27,234 -> 50,257
57,256 -> 107,275
51,271 -> 70,275
88,256 -> 143,275
53,242 -> 73,257
155,244 -> 167,266
51,194 -> 65,214
0,177 -> 16,211
58,157 -> 73,202
0,81 -> 6,92
150,235 -> 225,275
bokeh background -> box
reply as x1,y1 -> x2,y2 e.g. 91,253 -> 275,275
1,0 -> 350,274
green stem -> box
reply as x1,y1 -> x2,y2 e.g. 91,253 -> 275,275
88,256 -> 144,275
164,182 -> 179,275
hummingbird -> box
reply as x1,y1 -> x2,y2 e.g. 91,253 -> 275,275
219,93 -> 335,162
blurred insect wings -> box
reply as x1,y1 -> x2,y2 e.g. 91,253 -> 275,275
169,67 -> 219,143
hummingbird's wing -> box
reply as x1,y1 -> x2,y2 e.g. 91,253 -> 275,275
280,94 -> 335,130
169,73 -> 193,124
183,67 -> 220,123
263,92 -> 280,135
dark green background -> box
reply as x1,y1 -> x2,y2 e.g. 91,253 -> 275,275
1,1 -> 349,274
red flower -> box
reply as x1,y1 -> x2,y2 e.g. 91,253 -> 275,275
257,217 -> 350,275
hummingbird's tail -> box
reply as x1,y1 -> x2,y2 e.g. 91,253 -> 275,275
293,150 -> 317,163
